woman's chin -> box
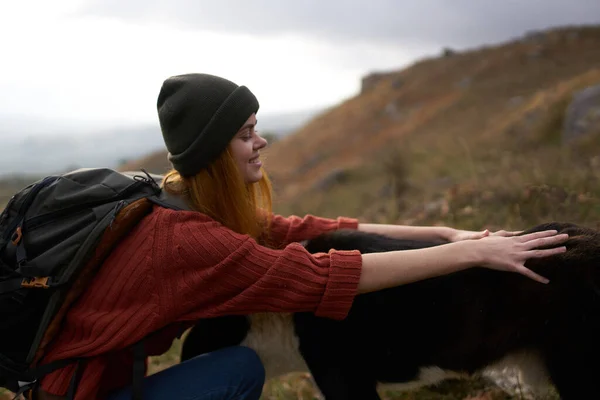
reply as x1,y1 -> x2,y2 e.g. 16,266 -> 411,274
245,171 -> 263,184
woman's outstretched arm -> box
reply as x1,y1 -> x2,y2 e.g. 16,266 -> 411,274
357,229 -> 569,293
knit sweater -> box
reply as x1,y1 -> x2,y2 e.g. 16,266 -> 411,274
39,206 -> 362,399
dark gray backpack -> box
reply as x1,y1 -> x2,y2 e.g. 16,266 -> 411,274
0,167 -> 190,400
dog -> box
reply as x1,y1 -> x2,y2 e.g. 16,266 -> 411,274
180,222 -> 600,399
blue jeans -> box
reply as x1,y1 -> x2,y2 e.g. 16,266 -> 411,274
107,346 -> 265,400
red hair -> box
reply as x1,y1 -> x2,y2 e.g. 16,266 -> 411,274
162,146 -> 273,241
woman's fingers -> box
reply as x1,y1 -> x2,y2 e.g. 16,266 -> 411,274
515,265 -> 550,284
527,246 -> 568,258
521,233 -> 569,250
516,229 -> 559,242
513,242 -> 568,284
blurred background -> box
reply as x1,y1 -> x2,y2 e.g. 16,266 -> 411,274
1,0 -> 600,398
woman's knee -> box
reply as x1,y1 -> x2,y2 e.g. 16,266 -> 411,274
222,346 -> 265,382
215,346 -> 265,399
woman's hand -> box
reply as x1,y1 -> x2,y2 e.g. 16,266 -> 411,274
446,228 -> 523,242
471,230 -> 568,284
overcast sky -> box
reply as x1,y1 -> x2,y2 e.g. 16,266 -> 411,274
1,0 -> 599,133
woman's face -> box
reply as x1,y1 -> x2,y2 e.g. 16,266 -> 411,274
230,113 -> 268,183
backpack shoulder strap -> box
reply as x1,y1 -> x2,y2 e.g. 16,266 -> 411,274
149,190 -> 193,211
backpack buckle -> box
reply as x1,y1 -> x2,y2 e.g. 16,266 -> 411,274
21,277 -> 50,289
11,226 -> 23,245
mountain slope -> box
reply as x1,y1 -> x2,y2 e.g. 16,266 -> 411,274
263,26 -> 600,198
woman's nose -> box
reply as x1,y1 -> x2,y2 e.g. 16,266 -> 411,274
255,135 -> 268,149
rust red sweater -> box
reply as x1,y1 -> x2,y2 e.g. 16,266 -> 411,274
39,206 -> 362,399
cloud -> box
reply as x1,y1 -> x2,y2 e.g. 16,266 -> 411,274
78,0 -> 600,48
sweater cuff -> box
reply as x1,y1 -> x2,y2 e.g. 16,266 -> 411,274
315,250 -> 362,320
337,217 -> 359,230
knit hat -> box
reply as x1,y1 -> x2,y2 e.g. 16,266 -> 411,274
157,73 -> 259,176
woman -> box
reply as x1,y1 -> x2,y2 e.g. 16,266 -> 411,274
36,73 -> 568,400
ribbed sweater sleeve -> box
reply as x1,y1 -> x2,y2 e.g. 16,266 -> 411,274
267,213 -> 359,248
154,208 -> 362,322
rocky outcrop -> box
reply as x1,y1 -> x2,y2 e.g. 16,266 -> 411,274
562,84 -> 600,143
360,71 -> 399,94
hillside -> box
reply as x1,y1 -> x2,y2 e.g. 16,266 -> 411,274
263,25 -> 600,221
122,25 -> 600,231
